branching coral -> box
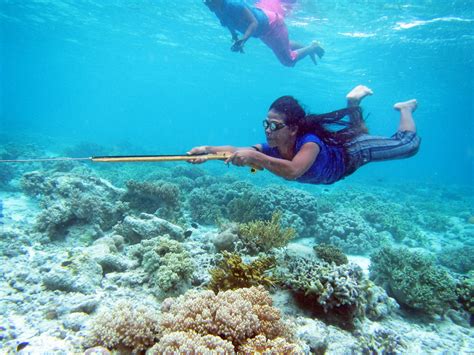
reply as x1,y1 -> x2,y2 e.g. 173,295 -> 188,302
357,328 -> 406,354
148,331 -> 234,353
237,211 -> 295,254
208,252 -> 276,293
438,245 -> 474,274
159,286 -> 297,349
88,300 -> 160,352
455,273 -> 474,316
277,255 -> 366,329
314,243 -> 348,266
370,246 -> 458,315
239,334 -> 302,353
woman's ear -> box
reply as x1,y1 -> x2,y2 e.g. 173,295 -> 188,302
289,125 -> 299,136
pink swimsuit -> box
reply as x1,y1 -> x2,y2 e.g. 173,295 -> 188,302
254,0 -> 298,66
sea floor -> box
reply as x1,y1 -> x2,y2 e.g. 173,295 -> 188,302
0,141 -> 473,353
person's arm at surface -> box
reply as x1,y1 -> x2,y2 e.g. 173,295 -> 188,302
231,7 -> 258,52
227,142 -> 319,179
228,27 -> 239,42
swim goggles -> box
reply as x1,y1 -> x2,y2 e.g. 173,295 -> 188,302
263,119 -> 287,132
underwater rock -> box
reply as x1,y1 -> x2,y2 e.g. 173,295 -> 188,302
21,171 -> 128,240
43,257 -> 103,294
67,298 -> 100,315
86,242 -> 132,274
62,312 -> 89,332
114,213 -> 184,243
212,224 -> 239,252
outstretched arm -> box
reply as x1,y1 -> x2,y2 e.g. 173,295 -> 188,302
187,145 -> 257,164
231,7 -> 258,52
227,142 -> 319,180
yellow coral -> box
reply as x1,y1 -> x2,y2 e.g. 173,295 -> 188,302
238,211 -> 296,253
208,252 -> 276,293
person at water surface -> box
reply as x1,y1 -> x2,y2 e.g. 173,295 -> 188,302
187,85 -> 421,185
204,0 -> 324,67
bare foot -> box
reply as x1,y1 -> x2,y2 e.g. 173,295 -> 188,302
311,41 -> 325,59
346,85 -> 373,106
394,99 -> 417,113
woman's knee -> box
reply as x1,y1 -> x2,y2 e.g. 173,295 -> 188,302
397,131 -> 421,157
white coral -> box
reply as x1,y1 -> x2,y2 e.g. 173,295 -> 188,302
88,300 -> 160,351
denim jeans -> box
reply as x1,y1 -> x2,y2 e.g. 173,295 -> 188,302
344,131 -> 421,176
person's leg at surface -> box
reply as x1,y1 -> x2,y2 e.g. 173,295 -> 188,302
394,99 -> 417,132
260,15 -> 324,66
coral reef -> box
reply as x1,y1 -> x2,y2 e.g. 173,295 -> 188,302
455,273 -> 474,316
148,331 -> 234,353
438,245 -> 474,274
277,255 -> 366,329
187,187 -> 222,224
21,171 -> 128,240
314,243 -> 348,265
87,300 -> 160,352
313,208 -> 391,255
185,181 -> 319,237
128,235 -> 194,293
238,334 -> 302,353
159,286 -> 299,351
122,180 -> 181,220
114,213 -> 184,244
237,211 -> 296,254
356,328 -> 406,354
208,252 -> 276,293
370,246 -> 458,315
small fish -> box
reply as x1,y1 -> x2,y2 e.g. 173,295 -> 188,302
17,342 -> 29,351
184,230 -> 193,238
191,222 -> 198,228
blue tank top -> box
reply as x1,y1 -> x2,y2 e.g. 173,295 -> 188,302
260,133 -> 347,185
218,0 -> 269,37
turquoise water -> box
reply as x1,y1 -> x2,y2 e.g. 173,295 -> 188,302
1,0 -> 473,184
0,1 -> 474,353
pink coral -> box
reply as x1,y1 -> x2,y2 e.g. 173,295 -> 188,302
160,286 -> 294,347
148,331 -> 234,353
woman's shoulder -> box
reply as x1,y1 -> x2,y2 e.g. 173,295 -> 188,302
299,133 -> 323,144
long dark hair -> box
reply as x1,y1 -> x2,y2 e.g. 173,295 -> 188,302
269,96 -> 368,146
